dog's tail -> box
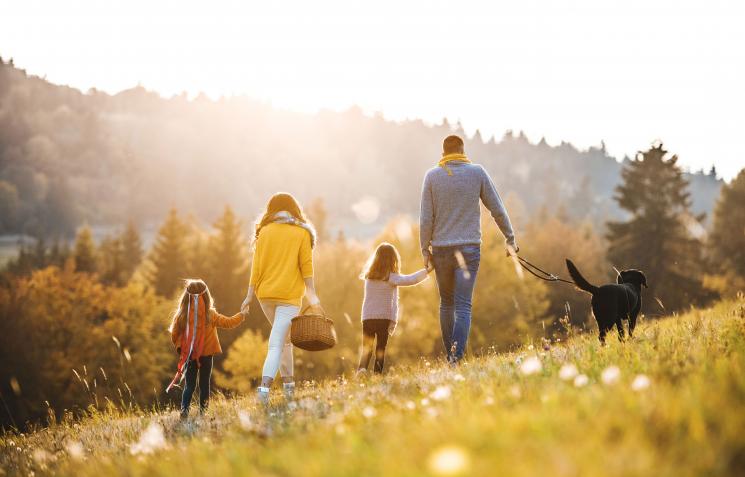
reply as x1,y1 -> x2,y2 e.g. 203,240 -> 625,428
565,259 -> 600,295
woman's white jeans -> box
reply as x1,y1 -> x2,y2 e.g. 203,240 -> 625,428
259,301 -> 300,379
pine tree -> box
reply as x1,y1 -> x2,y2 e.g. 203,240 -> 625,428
606,143 -> 707,313
73,225 -> 97,273
186,225 -> 211,281
147,208 -> 188,297
120,219 -> 144,282
99,236 -> 126,286
709,168 -> 745,281
48,239 -> 71,268
206,206 -> 249,312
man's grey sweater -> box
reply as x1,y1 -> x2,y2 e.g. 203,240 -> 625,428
419,161 -> 516,255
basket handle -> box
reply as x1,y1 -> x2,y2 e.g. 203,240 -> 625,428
301,303 -> 326,317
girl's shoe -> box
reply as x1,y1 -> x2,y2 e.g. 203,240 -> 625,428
257,386 -> 270,406
283,382 -> 295,400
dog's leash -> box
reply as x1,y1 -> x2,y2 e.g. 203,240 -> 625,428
515,255 -> 575,285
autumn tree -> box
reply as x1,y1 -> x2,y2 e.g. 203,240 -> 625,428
0,267 -> 172,427
522,213 -> 609,330
215,329 -> 267,393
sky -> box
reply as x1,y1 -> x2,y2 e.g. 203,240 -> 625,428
2,0 -> 744,180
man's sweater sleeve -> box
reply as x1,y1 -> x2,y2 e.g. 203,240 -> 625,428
480,166 -> 517,248
419,172 -> 434,256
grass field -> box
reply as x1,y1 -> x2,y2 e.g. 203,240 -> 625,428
2,296 -> 744,477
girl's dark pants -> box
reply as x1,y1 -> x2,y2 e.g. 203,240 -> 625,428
358,319 -> 390,373
181,355 -> 213,417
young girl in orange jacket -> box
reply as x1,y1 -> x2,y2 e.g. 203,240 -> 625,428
168,279 -> 245,418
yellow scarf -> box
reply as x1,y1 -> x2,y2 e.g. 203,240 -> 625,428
438,153 -> 471,176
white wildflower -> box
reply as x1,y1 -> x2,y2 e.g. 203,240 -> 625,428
601,366 -> 621,385
362,406 -> 376,418
428,445 -> 471,475
520,356 -> 542,375
32,448 -> 53,465
420,398 -> 431,406
631,374 -> 651,391
559,363 -> 579,381
405,400 -> 416,410
509,385 -> 521,398
484,396 -> 495,406
65,440 -> 85,460
238,411 -> 253,431
574,374 -> 589,387
129,422 -> 167,455
430,385 -> 452,401
453,373 -> 465,382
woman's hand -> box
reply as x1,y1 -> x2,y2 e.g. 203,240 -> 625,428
304,277 -> 320,306
241,286 -> 254,315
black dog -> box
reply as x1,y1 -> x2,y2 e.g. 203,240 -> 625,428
565,259 -> 647,343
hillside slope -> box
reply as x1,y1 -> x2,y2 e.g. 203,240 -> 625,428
2,297 -> 744,477
0,60 -> 723,237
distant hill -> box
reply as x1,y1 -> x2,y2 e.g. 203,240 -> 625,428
0,59 -> 723,238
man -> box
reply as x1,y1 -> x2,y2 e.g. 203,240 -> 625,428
420,135 -> 517,363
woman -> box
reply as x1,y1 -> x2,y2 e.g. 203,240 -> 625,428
241,192 -> 321,404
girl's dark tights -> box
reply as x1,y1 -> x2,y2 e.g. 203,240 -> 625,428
358,319 -> 390,373
181,355 -> 213,417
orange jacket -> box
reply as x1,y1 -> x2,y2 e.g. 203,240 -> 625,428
171,309 -> 244,356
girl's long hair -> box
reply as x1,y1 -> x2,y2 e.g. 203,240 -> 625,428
168,279 -> 213,333
254,192 -> 316,247
362,242 -> 401,281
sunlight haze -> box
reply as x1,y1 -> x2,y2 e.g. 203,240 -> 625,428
2,0 -> 744,179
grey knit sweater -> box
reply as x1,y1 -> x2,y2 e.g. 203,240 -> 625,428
361,269 -> 429,323
419,161 -> 516,254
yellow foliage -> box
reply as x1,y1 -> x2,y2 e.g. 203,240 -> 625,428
215,329 -> 268,393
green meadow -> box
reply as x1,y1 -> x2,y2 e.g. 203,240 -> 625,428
2,296 -> 744,477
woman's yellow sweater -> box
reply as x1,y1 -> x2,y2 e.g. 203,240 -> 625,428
250,223 -> 314,306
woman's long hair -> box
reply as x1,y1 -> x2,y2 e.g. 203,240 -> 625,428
254,192 -> 316,247
168,279 -> 213,333
362,242 -> 400,281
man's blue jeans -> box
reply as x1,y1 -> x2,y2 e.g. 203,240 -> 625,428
431,244 -> 480,363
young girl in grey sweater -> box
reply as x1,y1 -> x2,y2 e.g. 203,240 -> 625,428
358,242 -> 431,374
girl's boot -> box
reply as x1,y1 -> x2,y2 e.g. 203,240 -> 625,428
283,382 -> 295,400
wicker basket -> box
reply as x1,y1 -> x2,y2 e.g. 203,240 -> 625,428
290,306 -> 337,351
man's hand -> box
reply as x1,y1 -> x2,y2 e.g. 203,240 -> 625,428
505,244 -> 519,258
425,259 -> 435,273
422,250 -> 432,270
